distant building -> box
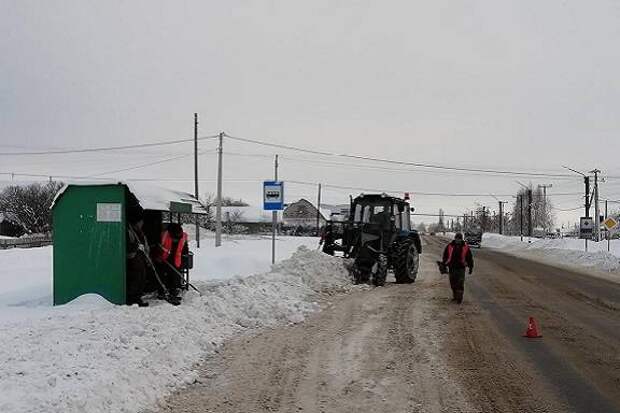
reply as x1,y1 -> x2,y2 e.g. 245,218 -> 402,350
283,199 -> 328,228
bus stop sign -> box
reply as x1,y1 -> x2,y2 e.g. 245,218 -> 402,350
263,181 -> 284,210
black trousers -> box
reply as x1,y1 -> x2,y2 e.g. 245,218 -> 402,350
449,268 -> 466,302
127,257 -> 146,302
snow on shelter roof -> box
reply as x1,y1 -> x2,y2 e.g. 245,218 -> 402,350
52,182 -> 208,214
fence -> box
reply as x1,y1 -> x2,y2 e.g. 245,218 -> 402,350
0,235 -> 52,249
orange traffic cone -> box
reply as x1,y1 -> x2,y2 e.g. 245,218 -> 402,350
523,316 -> 542,338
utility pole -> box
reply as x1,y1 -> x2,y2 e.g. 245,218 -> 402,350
194,113 -> 200,248
272,154 -> 279,264
538,184 -> 552,233
606,199 -> 610,252
316,183 -> 322,233
481,206 -> 487,232
585,175 -> 591,251
527,188 -> 533,238
564,166 -> 591,251
591,169 -> 601,242
520,194 -> 524,242
515,182 -> 530,240
498,201 -> 507,235
215,132 -> 224,247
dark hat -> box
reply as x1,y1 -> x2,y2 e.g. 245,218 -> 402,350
127,205 -> 144,224
168,223 -> 183,237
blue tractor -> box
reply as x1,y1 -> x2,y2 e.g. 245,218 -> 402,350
340,194 -> 422,286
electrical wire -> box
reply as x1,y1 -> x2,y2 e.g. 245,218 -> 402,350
286,179 -> 582,198
224,133 -> 578,178
85,149 -> 217,178
552,206 -> 584,212
0,134 -> 220,156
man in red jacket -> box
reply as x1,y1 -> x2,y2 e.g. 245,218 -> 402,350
442,233 -> 474,303
157,223 -> 188,300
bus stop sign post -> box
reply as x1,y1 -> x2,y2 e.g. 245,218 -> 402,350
264,180 -> 284,264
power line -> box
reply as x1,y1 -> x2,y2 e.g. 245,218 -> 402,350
85,149 -> 217,178
287,180 -> 582,198
412,213 -> 465,218
224,133 -> 578,178
0,135 -> 220,156
552,205 -> 584,212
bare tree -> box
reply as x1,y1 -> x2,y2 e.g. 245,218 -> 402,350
0,181 -> 64,234
508,185 -> 554,235
225,210 -> 248,234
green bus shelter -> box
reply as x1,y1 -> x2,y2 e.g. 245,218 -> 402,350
52,182 -> 206,305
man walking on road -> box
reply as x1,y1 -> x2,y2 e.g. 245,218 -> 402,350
442,233 -> 474,303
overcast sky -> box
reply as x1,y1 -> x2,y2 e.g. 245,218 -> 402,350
2,0 -> 620,225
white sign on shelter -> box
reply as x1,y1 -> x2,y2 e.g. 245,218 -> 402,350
96,203 -> 122,222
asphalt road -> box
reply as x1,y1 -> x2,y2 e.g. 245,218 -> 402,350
425,235 -> 620,413
158,237 -> 620,413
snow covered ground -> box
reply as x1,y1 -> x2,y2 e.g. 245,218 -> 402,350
0,236 -> 351,413
0,235 -> 320,309
483,233 -> 620,275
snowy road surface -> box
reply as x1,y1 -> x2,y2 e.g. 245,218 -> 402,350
3,233 -> 620,412
161,237 -> 620,413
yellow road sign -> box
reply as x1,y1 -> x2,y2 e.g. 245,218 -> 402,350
603,217 -> 618,231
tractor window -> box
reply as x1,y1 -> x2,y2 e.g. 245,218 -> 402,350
362,205 -> 372,223
353,204 -> 362,222
402,212 -> 411,231
393,206 -> 401,229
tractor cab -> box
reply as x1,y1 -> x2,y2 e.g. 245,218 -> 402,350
340,194 -> 421,286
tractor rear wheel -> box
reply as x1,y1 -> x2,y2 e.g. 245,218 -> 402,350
394,239 -> 419,284
372,254 -> 388,287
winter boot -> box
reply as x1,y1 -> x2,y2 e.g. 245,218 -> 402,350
128,296 -> 149,307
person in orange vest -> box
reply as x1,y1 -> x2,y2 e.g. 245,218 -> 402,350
442,233 -> 474,303
158,223 -> 189,299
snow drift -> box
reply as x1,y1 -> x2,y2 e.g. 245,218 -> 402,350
0,247 -> 352,413
483,233 -> 620,273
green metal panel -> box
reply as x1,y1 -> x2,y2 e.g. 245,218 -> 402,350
53,185 -> 127,305
170,201 -> 192,213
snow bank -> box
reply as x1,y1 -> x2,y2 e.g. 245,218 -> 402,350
0,236 -> 320,309
0,246 -> 52,309
483,234 -> 620,273
190,236 -> 319,281
0,247 -> 351,413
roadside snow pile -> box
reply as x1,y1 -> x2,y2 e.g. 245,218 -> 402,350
190,236 -> 319,281
483,233 -> 620,272
0,236 -> 319,309
0,247 -> 351,413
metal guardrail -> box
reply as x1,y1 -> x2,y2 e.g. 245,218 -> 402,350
0,236 -> 52,249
